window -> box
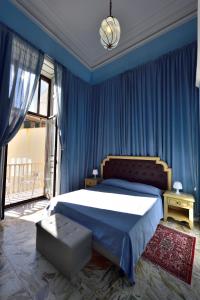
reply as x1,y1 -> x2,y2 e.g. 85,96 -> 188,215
29,84 -> 38,113
39,79 -> 49,115
29,75 -> 51,117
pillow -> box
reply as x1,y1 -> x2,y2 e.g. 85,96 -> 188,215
101,178 -> 162,197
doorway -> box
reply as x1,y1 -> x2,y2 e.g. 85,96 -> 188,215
5,70 -> 57,207
6,115 -> 46,206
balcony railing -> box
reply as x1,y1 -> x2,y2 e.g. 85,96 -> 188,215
6,161 -> 45,206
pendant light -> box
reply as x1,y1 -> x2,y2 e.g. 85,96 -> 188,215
99,0 -> 121,50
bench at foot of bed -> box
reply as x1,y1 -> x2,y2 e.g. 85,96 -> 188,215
36,213 -> 92,278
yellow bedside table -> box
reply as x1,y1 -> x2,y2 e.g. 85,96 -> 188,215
163,191 -> 195,229
85,177 -> 102,188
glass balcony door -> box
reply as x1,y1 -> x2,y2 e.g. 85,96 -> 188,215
44,116 -> 57,199
4,73 -> 58,207
5,115 -> 47,206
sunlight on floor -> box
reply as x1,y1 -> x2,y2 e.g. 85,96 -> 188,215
5,200 -> 49,223
5,188 -> 44,206
1,199 -> 200,300
5,210 -> 21,218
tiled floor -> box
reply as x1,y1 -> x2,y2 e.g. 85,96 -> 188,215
0,200 -> 200,300
5,188 -> 44,206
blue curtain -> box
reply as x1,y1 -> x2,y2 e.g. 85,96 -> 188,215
56,42 -> 200,218
0,23 -> 12,145
0,34 -> 44,146
0,24 -> 44,219
92,43 -> 200,217
54,63 -> 92,194
0,23 -> 11,219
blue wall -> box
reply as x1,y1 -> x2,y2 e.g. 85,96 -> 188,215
0,0 -> 197,84
91,18 -> 197,84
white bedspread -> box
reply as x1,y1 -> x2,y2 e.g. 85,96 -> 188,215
49,189 -> 157,216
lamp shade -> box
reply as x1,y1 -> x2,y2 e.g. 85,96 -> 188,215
92,169 -> 98,176
173,181 -> 183,194
99,16 -> 121,50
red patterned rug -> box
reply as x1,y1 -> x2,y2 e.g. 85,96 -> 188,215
142,224 -> 196,284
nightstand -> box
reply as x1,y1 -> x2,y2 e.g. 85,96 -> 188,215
163,191 -> 195,229
85,177 -> 102,188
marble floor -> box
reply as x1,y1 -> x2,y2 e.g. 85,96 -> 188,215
5,188 -> 44,206
0,200 -> 199,300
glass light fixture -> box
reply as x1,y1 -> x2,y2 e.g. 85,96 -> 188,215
99,0 -> 121,50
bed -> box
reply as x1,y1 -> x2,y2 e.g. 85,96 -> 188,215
48,156 -> 172,283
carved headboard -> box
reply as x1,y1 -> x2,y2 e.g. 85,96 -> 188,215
101,156 -> 172,190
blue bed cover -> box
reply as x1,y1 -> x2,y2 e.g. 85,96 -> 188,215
53,183 -> 163,283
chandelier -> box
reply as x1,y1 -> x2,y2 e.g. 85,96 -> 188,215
99,0 -> 121,50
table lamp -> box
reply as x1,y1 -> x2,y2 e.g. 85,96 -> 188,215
173,181 -> 182,194
92,169 -> 98,178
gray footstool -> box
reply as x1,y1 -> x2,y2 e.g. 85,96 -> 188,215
36,213 -> 92,278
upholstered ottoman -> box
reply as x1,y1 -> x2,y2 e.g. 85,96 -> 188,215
36,213 -> 92,278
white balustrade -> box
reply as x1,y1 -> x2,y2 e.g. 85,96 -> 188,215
5,160 -> 44,204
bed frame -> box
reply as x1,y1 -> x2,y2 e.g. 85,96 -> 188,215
101,155 -> 172,191
93,156 -> 172,266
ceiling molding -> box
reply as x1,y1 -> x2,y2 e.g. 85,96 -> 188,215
11,0 -> 92,69
91,12 -> 197,70
90,1 -> 197,68
12,0 -> 197,70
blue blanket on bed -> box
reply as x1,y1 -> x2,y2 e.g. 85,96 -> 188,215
53,182 -> 163,283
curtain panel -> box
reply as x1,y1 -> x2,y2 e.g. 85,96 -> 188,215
92,43 -> 199,217
55,42 -> 200,218
0,23 -> 12,146
196,0 -> 200,87
0,23 -> 44,219
0,146 -> 6,219
0,23 -> 12,219
54,63 -> 92,194
0,35 -> 44,146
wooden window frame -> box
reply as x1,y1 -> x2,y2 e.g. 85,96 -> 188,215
28,75 -> 51,119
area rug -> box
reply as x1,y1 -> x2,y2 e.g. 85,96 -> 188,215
142,224 -> 196,284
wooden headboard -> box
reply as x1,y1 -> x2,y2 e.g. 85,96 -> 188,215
101,156 -> 172,190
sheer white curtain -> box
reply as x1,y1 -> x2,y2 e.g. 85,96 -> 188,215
0,32 -> 44,219
54,63 -> 64,147
3,35 -> 44,144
